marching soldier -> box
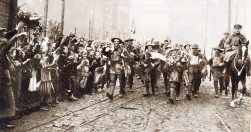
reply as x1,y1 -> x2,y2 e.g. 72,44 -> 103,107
166,46 -> 187,104
142,43 -> 160,96
124,38 -> 139,92
208,46 -> 226,97
187,44 -> 204,99
106,37 -> 125,99
162,44 -> 172,96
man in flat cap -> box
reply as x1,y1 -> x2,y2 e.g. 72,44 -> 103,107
223,24 -> 248,73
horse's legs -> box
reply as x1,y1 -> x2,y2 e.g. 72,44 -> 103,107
231,77 -> 235,100
241,77 -> 246,96
235,80 -> 239,99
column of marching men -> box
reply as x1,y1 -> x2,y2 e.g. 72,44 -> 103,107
0,22 -> 249,127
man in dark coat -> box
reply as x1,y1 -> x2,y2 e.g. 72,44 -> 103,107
142,43 -> 160,96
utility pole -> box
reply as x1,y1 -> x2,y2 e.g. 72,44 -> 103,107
203,0 -> 208,51
91,0 -> 96,40
61,0 -> 65,35
235,5 -> 238,24
43,0 -> 49,37
89,20 -> 91,39
228,0 -> 231,33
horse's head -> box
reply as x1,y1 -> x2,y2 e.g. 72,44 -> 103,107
238,40 -> 249,64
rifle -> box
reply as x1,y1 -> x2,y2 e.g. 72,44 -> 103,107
209,47 -> 213,81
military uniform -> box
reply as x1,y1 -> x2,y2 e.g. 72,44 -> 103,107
124,38 -> 139,92
161,45 -> 172,96
209,46 -> 226,97
187,44 -> 203,99
142,43 -> 160,96
106,38 -> 125,99
224,25 -> 248,63
166,47 -> 186,104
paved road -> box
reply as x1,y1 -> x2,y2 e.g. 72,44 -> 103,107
6,78 -> 251,132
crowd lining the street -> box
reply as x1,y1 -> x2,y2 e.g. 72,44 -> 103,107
0,19 -> 250,128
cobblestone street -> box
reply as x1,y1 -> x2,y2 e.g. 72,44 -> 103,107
5,78 -> 251,132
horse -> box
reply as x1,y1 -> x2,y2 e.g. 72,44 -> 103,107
230,40 -> 249,107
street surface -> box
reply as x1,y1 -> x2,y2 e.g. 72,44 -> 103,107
5,77 -> 251,132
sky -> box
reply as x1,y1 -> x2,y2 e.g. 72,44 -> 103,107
18,0 -> 251,57
130,0 -> 251,57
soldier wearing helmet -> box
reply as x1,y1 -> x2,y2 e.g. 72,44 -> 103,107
186,44 -> 204,99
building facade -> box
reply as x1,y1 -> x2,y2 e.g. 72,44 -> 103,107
0,0 -> 18,29
18,0 -> 130,41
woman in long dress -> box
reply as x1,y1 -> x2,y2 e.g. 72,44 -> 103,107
8,48 -> 30,112
0,31 -> 26,128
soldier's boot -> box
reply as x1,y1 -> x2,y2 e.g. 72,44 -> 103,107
186,83 -> 192,100
166,81 -> 170,96
169,88 -> 175,105
110,84 -> 115,100
151,85 -> 155,95
106,85 -> 110,97
143,86 -> 150,97
213,78 -> 219,98
143,80 -> 150,97
107,80 -> 114,99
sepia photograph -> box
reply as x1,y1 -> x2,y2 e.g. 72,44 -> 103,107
0,0 -> 250,131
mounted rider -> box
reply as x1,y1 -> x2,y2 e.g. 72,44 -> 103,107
223,24 -> 248,73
